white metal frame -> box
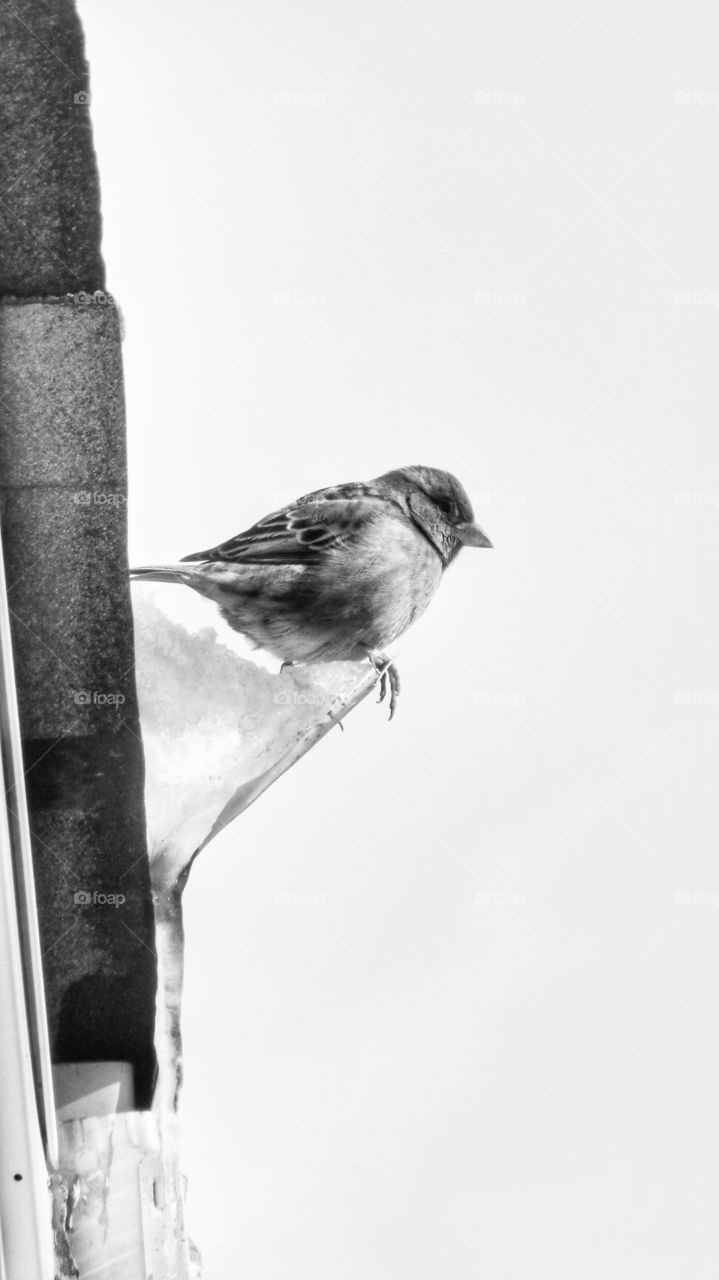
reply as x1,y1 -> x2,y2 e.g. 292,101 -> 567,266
0,533 -> 56,1278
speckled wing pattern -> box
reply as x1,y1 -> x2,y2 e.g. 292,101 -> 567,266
181,483 -> 396,566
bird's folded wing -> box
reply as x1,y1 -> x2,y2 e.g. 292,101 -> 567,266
181,491 -> 399,565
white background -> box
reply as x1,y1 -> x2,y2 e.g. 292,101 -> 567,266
83,3 -> 718,1276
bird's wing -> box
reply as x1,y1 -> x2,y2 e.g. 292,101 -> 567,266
181,485 -> 398,565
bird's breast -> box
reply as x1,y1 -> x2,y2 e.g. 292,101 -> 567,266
329,516 -> 444,649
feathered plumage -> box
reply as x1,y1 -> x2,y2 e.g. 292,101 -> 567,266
131,465 -> 491,716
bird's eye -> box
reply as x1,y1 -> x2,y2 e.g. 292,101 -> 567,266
437,498 -> 454,516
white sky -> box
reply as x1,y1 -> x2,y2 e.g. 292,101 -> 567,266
83,3 -> 719,1277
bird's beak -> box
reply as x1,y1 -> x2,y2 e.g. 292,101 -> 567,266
457,521 -> 492,548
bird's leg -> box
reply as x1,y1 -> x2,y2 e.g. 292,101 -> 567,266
368,652 -> 401,720
327,710 -> 345,733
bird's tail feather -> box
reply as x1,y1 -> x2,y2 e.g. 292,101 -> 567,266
130,564 -> 200,585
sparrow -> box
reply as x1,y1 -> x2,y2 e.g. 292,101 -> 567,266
131,465 -> 491,718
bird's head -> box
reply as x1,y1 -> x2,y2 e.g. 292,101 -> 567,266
376,465 -> 492,564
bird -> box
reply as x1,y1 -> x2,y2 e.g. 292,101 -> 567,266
130,464 -> 492,718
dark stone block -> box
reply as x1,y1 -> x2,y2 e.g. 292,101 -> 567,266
0,0 -> 105,296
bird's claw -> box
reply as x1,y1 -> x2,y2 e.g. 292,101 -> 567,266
370,654 -> 400,720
